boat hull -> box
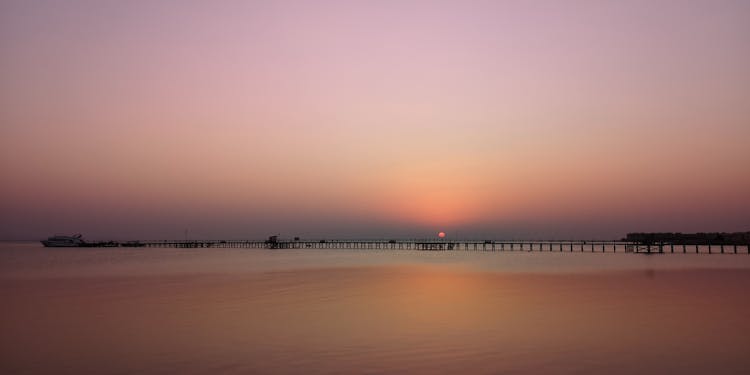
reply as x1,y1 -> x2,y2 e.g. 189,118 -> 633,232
41,240 -> 82,247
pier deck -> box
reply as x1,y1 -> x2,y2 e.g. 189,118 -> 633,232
85,240 -> 750,254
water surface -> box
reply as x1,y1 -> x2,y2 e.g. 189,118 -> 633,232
2,242 -> 749,374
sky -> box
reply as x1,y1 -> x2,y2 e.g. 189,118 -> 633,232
1,0 -> 749,240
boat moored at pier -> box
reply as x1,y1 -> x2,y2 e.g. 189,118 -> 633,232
41,234 -> 86,247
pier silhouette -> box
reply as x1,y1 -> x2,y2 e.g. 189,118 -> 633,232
96,238 -> 750,254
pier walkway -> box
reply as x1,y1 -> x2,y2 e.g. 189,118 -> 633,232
95,239 -> 750,254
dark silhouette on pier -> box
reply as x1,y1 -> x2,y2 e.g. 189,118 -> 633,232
625,232 -> 750,245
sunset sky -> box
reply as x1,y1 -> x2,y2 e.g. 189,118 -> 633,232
1,0 -> 749,240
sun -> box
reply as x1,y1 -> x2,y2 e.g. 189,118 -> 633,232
438,232 -> 446,238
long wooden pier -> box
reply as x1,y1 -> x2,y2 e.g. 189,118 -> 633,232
97,239 -> 750,254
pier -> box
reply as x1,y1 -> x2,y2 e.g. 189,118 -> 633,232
85,239 -> 750,254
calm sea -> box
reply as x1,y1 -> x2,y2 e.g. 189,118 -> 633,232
2,241 -> 749,374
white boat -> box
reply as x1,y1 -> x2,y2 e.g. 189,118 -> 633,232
41,234 -> 86,247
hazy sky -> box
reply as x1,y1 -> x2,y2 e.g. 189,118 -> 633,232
1,0 -> 749,240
